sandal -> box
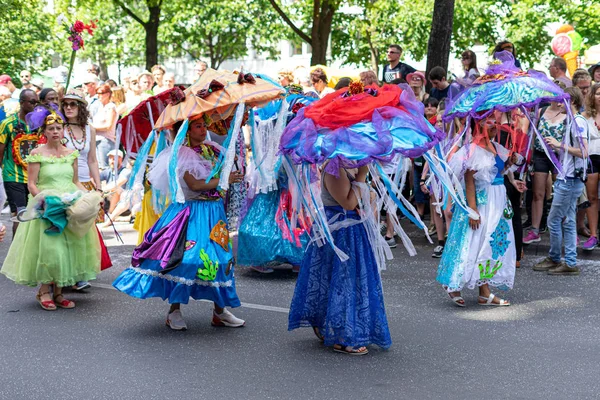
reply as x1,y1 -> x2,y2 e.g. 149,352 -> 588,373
36,291 -> 57,311
445,289 -> 465,307
53,294 -> 76,309
312,326 -> 324,342
333,344 -> 369,356
478,293 -> 510,306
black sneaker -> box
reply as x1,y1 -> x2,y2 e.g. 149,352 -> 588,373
432,245 -> 444,258
385,236 -> 397,248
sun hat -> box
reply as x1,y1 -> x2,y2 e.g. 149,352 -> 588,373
406,71 -> 427,86
63,89 -> 88,106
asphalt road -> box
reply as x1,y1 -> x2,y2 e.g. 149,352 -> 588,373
0,214 -> 599,400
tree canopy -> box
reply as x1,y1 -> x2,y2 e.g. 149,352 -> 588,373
1,0 -> 599,81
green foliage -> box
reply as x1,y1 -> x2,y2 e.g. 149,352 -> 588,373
166,0 -> 285,69
0,0 -> 57,79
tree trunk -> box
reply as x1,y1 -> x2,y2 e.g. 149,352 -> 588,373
310,0 -> 336,66
366,31 -> 379,73
425,0 -> 455,90
145,5 -> 161,71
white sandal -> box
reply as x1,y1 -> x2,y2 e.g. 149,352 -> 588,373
478,293 -> 510,306
448,294 -> 466,307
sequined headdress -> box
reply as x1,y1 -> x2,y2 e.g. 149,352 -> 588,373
26,103 -> 66,131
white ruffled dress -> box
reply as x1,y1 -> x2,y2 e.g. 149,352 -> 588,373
437,143 -> 516,292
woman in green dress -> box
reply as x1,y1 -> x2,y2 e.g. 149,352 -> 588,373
1,105 -> 101,310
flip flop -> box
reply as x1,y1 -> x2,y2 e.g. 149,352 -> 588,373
333,345 -> 368,356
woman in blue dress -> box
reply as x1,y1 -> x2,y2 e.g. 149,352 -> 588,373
288,164 -> 392,355
113,119 -> 246,330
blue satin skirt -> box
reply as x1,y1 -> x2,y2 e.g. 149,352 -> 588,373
237,190 -> 308,267
288,206 -> 392,349
113,199 -> 241,307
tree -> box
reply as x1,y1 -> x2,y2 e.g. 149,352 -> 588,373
0,0 -> 56,80
268,0 -> 342,66
167,0 -> 285,69
426,0 -> 455,81
112,0 -> 163,71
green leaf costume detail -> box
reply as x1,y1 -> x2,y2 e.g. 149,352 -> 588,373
478,260 -> 502,280
197,249 -> 219,281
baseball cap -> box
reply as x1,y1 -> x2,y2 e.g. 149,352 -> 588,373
83,73 -> 99,84
31,78 -> 45,90
0,75 -> 12,85
107,149 -> 124,158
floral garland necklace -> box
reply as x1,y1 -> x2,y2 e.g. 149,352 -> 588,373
66,123 -> 86,151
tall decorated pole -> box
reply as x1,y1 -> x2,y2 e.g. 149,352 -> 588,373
57,14 -> 97,91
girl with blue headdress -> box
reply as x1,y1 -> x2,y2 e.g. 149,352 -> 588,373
437,117 -> 522,307
1,104 -> 102,311
113,118 -> 246,331
237,90 -> 314,273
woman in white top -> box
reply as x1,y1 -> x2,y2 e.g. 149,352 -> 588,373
310,68 -> 335,98
61,89 -> 105,290
582,83 -> 600,250
91,83 -> 118,169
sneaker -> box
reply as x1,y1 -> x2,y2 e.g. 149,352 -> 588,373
166,310 -> 188,331
547,262 -> 580,276
582,236 -> 598,251
539,226 -> 548,234
522,219 -> 532,229
523,230 -> 541,244
532,257 -> 559,271
384,236 -> 397,248
380,223 -> 387,236
72,281 -> 91,291
432,245 -> 444,258
212,309 -> 245,328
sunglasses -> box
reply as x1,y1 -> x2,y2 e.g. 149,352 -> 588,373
63,101 -> 79,108
461,56 -> 471,60
387,51 -> 400,54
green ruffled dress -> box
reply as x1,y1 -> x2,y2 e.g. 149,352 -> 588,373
1,151 -> 101,287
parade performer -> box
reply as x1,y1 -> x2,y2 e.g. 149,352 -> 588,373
1,104 -> 102,310
437,118 -> 521,306
116,69 -> 283,330
113,119 -> 246,330
281,81 -> 462,354
118,88 -> 184,244
237,89 -> 315,273
437,51 -> 569,306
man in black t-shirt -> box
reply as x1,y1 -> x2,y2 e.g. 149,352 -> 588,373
382,44 -> 416,83
428,66 -> 459,101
